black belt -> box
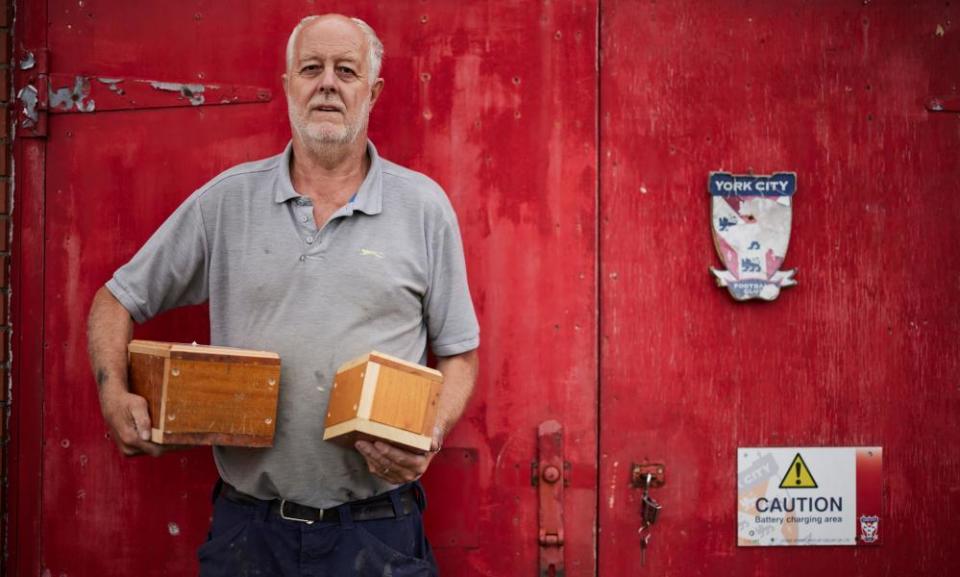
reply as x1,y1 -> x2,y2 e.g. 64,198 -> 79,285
219,482 -> 417,524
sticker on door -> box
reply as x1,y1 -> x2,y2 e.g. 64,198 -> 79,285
737,447 -> 882,546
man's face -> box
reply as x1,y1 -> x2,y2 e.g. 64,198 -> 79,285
284,17 -> 383,149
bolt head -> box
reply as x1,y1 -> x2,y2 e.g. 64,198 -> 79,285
542,465 -> 561,483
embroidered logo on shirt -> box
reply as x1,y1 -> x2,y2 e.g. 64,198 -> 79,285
359,248 -> 385,259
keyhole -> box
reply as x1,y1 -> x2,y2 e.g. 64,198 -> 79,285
794,462 -> 802,485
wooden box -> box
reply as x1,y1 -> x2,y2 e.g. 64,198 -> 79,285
127,340 -> 281,447
323,351 -> 443,453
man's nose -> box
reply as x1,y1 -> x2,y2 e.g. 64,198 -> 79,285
317,65 -> 338,94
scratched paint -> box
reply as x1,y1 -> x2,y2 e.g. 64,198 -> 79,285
97,78 -> 125,96
19,50 -> 36,70
49,76 -> 96,112
149,81 -> 205,106
607,461 -> 618,509
17,84 -> 39,126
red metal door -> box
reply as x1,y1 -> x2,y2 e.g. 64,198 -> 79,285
600,1 -> 960,575
10,1 -> 597,576
13,1 -> 960,576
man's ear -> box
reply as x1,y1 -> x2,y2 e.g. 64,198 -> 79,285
282,72 -> 289,93
369,78 -> 385,107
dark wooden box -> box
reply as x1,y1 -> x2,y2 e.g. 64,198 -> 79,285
127,340 -> 281,447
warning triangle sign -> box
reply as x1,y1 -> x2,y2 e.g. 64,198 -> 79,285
778,453 -> 818,489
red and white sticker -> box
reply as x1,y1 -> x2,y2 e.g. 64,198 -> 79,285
737,447 -> 882,546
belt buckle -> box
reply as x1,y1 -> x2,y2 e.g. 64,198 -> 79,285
279,499 -> 319,525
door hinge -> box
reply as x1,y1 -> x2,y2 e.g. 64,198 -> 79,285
14,48 -> 273,139
537,420 -> 565,577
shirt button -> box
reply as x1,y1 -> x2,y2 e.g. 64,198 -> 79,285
299,255 -> 306,262
301,215 -> 309,222
306,237 -> 314,244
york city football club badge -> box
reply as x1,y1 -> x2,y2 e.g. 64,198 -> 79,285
709,172 -> 797,301
859,515 -> 879,543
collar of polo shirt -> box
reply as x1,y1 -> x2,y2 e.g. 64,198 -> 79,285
273,140 -> 383,216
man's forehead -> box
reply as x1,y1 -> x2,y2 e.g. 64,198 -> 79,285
294,18 -> 367,62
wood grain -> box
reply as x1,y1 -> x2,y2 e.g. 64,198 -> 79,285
128,351 -> 168,425
369,364 -> 437,434
325,363 -> 366,427
162,359 -> 278,444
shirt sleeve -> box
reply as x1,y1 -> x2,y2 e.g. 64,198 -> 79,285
105,194 -> 209,323
423,214 -> 480,357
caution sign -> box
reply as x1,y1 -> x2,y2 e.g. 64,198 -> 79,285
779,453 -> 818,489
737,447 -> 882,547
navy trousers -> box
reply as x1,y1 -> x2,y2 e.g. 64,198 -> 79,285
198,482 -> 439,577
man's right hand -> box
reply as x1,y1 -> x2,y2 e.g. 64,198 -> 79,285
99,389 -> 163,457
88,287 -> 162,457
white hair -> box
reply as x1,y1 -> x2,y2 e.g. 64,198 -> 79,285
285,15 -> 384,79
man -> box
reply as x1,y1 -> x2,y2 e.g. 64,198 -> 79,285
87,14 -> 479,576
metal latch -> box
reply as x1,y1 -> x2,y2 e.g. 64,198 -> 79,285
632,462 -> 666,567
535,420 -> 566,577
631,462 -> 665,489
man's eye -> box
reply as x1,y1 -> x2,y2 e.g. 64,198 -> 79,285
300,65 -> 320,76
337,66 -> 357,77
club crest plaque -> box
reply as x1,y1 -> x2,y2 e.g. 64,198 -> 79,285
709,172 -> 797,301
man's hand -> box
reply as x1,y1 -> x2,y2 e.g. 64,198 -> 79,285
355,349 -> 477,484
355,440 -> 439,484
99,389 -> 163,457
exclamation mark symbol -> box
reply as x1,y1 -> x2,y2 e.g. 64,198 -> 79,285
779,453 -> 817,489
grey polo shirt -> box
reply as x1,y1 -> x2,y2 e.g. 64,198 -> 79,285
107,141 -> 479,507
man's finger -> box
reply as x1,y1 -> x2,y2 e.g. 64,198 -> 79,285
362,453 -> 396,482
356,441 -> 392,469
129,396 -> 152,442
355,441 -> 382,462
356,441 -> 431,483
372,441 -> 426,469
137,441 -> 164,457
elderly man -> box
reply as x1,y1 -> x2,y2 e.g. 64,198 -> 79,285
87,14 -> 479,577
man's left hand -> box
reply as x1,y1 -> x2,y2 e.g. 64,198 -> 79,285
355,440 -> 438,484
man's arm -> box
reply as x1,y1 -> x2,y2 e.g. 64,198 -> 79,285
87,286 -> 162,456
432,349 -> 480,444
355,348 -> 479,483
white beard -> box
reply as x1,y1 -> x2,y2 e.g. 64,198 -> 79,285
288,95 -> 371,152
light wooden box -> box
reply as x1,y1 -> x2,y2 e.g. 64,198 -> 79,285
323,351 -> 443,453
127,340 -> 281,447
